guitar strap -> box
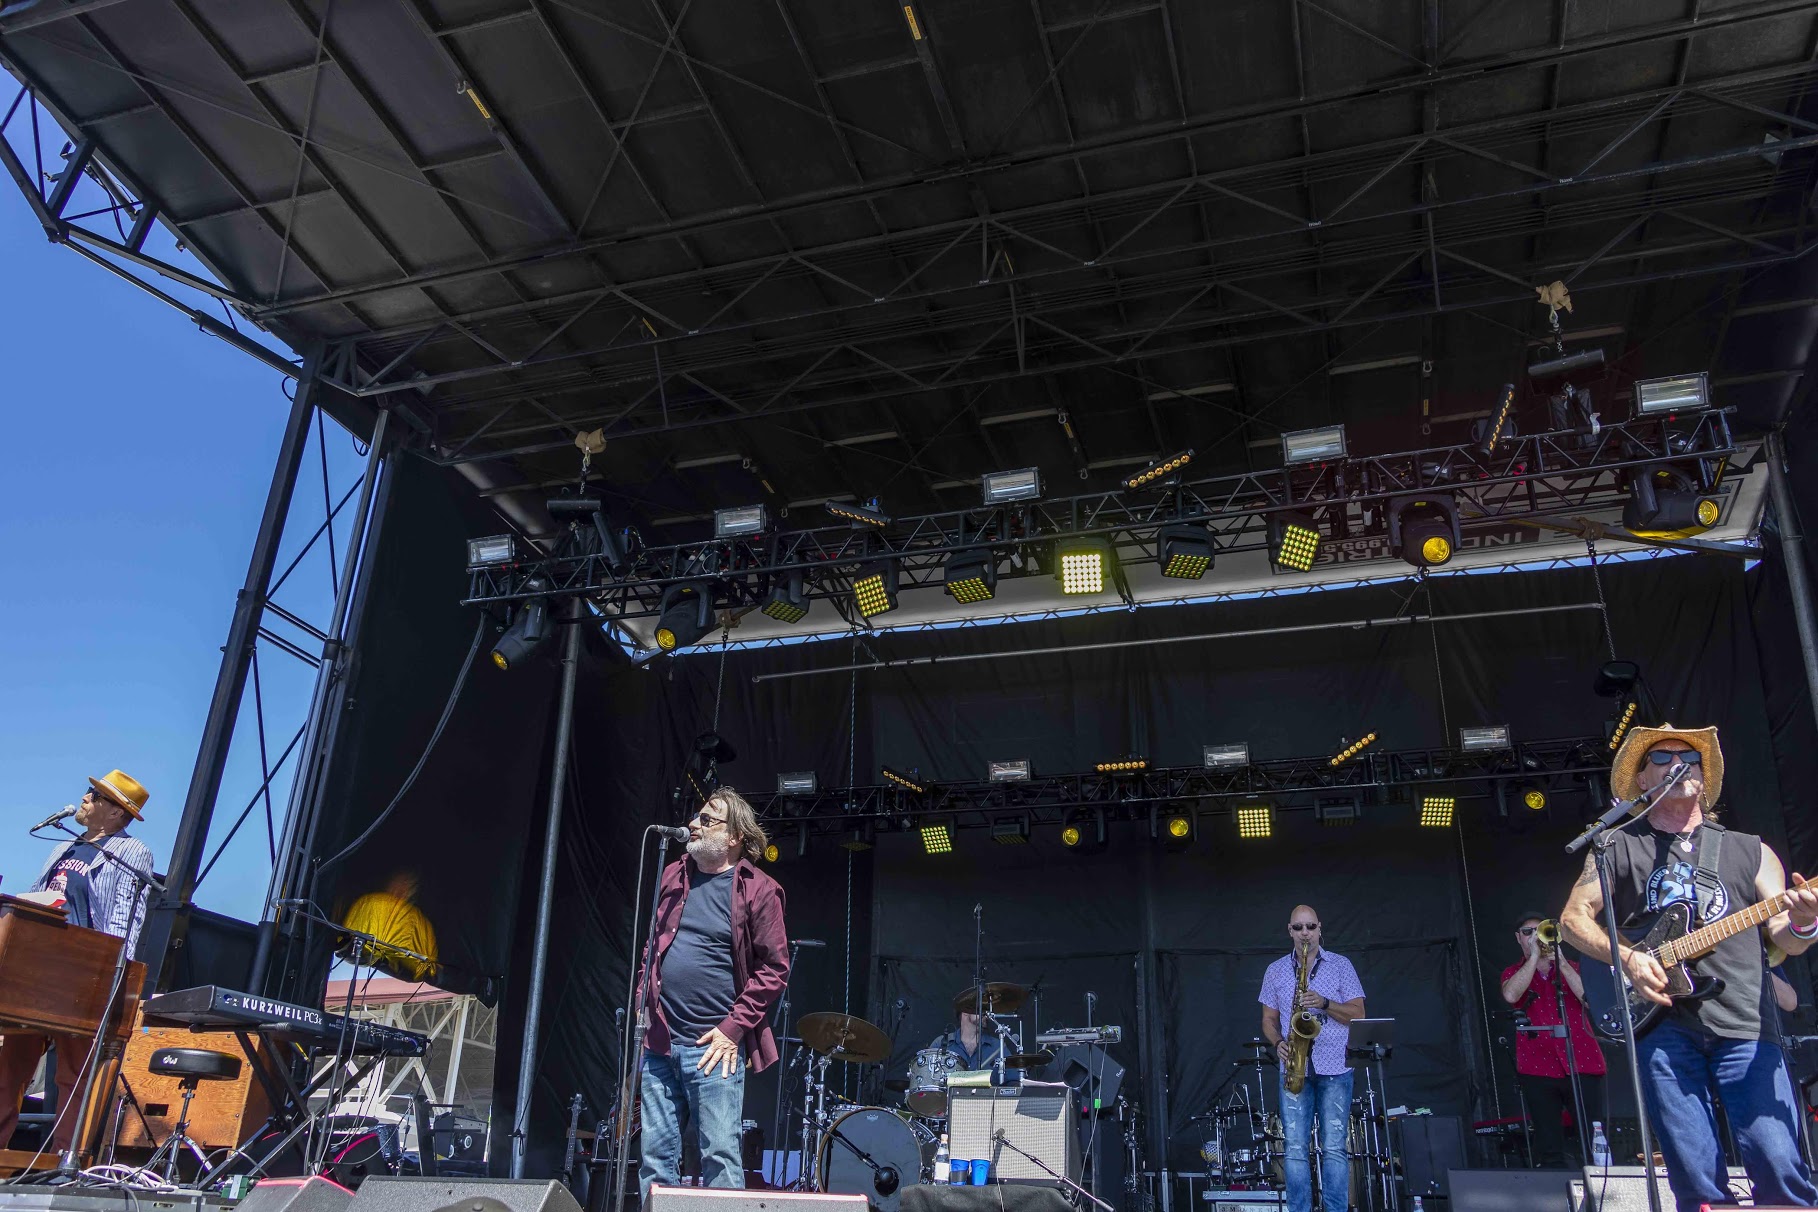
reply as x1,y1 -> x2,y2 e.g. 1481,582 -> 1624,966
1693,824 -> 1726,925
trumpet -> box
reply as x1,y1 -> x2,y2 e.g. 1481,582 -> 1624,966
1535,919 -> 1560,958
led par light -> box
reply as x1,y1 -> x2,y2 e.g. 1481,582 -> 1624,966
1060,808 -> 1107,853
761,570 -> 810,624
1516,781 -> 1548,812
1235,801 -> 1274,840
1056,536 -> 1113,595
1095,757 -> 1148,774
1151,804 -> 1196,851
1158,523 -> 1214,579
655,582 -> 713,652
882,765 -> 927,794
943,549 -> 998,604
1124,450 -> 1194,490
853,562 -> 900,619
1269,512 -> 1322,572
1328,732 -> 1377,766
1387,495 -> 1461,569
1420,796 -> 1456,828
919,819 -> 955,855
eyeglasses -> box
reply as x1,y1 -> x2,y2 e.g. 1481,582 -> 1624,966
1289,923 -> 1320,932
1518,926 -> 1538,936
690,811 -> 727,828
1646,749 -> 1702,767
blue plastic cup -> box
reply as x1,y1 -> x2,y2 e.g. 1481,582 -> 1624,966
969,1159 -> 991,1185
948,1160 -> 968,1185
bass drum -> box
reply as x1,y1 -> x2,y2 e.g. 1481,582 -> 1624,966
817,1106 -> 924,1212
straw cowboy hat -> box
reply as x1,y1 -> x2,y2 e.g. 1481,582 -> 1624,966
1609,724 -> 1723,810
87,769 -> 149,820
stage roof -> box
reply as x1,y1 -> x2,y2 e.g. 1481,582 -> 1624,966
5,0 -> 1818,544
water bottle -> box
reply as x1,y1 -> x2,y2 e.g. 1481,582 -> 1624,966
1591,1121 -> 1611,1167
937,1134 -> 958,1184
1410,1198 -> 1424,1212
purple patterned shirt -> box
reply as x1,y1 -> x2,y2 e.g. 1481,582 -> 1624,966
1258,949 -> 1366,1077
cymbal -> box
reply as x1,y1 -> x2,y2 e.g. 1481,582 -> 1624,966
797,1011 -> 892,1063
1004,1051 -> 1054,1068
953,982 -> 1027,1015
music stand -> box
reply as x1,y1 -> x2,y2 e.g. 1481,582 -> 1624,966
1346,1018 -> 1397,1212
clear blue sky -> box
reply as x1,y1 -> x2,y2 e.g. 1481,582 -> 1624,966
0,138 -> 362,924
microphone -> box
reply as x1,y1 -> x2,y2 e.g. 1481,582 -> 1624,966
793,939 -> 827,949
32,806 -> 76,830
974,903 -> 982,917
273,898 -> 313,907
874,1166 -> 900,1196
652,825 -> 691,841
993,1128 -> 1006,1142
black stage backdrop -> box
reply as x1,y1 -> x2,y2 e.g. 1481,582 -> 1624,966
293,456 -> 1818,1177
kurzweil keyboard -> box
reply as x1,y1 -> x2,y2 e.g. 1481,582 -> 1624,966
144,985 -> 428,1056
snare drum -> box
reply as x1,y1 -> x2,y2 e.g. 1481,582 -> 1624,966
906,1047 -> 959,1116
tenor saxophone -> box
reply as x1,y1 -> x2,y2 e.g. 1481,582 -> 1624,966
1284,938 -> 1322,1095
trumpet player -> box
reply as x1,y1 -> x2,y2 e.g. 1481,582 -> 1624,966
1501,910 -> 1605,1170
1259,905 -> 1366,1212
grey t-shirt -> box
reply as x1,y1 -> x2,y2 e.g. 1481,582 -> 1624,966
659,864 -> 738,1041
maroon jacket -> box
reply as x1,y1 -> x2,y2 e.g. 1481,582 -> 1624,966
638,856 -> 790,1072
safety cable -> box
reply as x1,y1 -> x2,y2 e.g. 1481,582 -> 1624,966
1586,540 -> 1619,661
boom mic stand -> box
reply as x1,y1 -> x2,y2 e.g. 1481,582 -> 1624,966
1549,961 -> 1592,1166
608,825 -> 679,1212
1563,760 -> 1693,1212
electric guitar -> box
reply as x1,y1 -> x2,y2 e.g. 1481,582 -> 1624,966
1603,875 -> 1817,1040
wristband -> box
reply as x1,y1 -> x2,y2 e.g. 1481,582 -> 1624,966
1791,918 -> 1818,940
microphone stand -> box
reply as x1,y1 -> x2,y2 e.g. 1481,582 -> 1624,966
30,819 -> 164,1175
768,939 -> 805,1188
992,1129 -> 1115,1212
609,827 -> 678,1212
1563,762 -> 1692,1212
1548,963 -> 1592,1166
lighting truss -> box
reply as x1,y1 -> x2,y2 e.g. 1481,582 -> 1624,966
463,413 -> 1738,617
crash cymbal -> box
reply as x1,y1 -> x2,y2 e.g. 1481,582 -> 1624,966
952,982 -> 1028,1015
1237,1038 -> 1273,1056
1004,1051 -> 1054,1069
796,1011 -> 892,1063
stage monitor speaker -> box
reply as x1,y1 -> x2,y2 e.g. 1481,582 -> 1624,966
1399,1116 -> 1466,1199
1572,1165 -> 1752,1210
238,1176 -> 357,1212
350,1177 -> 584,1212
648,1188 -> 867,1212
1444,1169 -> 1575,1211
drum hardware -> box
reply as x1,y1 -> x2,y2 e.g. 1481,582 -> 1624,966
908,1047 -> 961,1117
1036,1025 -> 1123,1047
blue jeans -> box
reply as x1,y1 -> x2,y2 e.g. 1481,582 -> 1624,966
1635,1019 -> 1817,1212
1280,1070 -> 1351,1212
639,1043 -> 747,1201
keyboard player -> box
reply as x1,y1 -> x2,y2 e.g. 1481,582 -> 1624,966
0,770 -> 156,1152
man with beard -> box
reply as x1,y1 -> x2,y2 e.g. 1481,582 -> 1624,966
637,788 -> 790,1200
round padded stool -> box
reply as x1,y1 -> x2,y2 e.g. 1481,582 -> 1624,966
148,1047 -> 242,1082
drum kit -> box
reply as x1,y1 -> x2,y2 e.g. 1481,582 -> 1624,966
777,981 -> 1038,1208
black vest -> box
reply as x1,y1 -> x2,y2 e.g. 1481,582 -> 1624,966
1605,821 -> 1773,1041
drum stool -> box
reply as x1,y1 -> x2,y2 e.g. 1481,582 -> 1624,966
144,1047 -> 242,1180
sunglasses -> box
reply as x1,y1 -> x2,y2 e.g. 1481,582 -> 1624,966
690,811 -> 727,828
1646,750 -> 1702,767
1289,923 -> 1320,932
1518,926 -> 1538,936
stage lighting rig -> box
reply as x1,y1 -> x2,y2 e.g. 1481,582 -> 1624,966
982,467 -> 1043,505
919,819 -> 955,855
1607,699 -> 1639,752
1281,425 -> 1347,466
1060,808 -> 1107,853
1328,733 -> 1377,767
1269,512 -> 1322,572
1235,801 -> 1274,840
655,582 -> 714,652
1475,384 -> 1518,456
490,579 -> 552,670
853,562 -> 900,620
1634,372 -> 1710,417
714,505 -> 768,538
1125,450 -> 1194,490
761,570 -> 810,623
1316,795 -> 1360,826
546,496 -> 629,573
1459,725 -> 1511,752
992,816 -> 1031,844
1516,781 -> 1548,811
1420,796 -> 1455,828
1095,757 -> 1148,774
988,759 -> 1031,782
943,550 -> 998,604
1623,467 -> 1721,538
1203,742 -> 1249,769
468,534 -> 518,568
1057,536 -> 1114,595
1158,522 -> 1214,579
1388,495 -> 1461,569
882,765 -> 927,794
1151,804 -> 1196,851
827,499 -> 890,528
777,772 -> 817,796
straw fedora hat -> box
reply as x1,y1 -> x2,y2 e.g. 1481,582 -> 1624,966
1609,724 -> 1723,810
87,769 -> 149,820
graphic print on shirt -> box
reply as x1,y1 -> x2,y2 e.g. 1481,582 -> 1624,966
1645,855 -> 1729,924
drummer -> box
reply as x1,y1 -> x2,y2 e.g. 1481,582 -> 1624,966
930,987 -> 1009,1072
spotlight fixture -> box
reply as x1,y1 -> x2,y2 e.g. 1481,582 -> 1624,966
1235,801 -> 1274,840
547,497 -> 628,573
1151,804 -> 1196,851
1203,742 -> 1250,769
1623,467 -> 1721,538
919,819 -> 955,855
1458,725 -> 1511,752
1516,782 -> 1548,812
1281,424 -> 1347,466
988,759 -> 1031,783
1269,512 -> 1322,572
1607,699 -> 1639,751
1316,795 -> 1361,826
655,582 -> 714,652
943,549 -> 999,604
1158,522 -> 1214,580
991,816 -> 1031,845
763,841 -> 781,863
776,771 -> 817,796
1124,450 -> 1194,490
714,505 -> 768,538
827,498 -> 891,527
490,590 -> 552,671
1057,536 -> 1114,595
1328,732 -> 1377,767
761,570 -> 810,624
1593,659 -> 1641,699
468,534 -> 518,568
1060,808 -> 1107,853
982,467 -> 1043,505
882,765 -> 927,794
853,562 -> 900,619
1475,384 -> 1518,455
1388,495 -> 1462,569
1634,372 -> 1710,416
1095,757 -> 1148,774
1420,796 -> 1456,828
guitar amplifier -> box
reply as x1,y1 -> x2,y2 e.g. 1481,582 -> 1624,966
947,1075 -> 1078,1187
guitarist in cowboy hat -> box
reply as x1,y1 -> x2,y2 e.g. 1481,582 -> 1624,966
1560,724 -> 1818,1211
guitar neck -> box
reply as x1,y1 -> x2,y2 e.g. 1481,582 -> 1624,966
1661,880 -> 1814,964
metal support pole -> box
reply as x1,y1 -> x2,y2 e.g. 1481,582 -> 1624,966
138,349 -> 325,992
1767,429 -> 1818,729
251,404 -> 391,995
511,608 -> 584,1178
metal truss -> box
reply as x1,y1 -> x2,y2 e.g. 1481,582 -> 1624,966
461,411 -> 1734,616
744,736 -> 1612,837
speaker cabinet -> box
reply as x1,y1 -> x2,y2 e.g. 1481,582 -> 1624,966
1444,1169 -> 1576,1211
1398,1115 -> 1466,1200
351,1179 -> 585,1212
647,1189 -> 867,1212
238,1176 -> 357,1212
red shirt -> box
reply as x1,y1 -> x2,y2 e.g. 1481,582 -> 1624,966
638,857 -> 791,1072
1501,958 -> 1606,1077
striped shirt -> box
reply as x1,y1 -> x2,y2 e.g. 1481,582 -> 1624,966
32,831 -> 156,958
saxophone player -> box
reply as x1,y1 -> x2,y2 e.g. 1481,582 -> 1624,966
1259,906 -> 1367,1212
